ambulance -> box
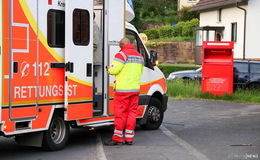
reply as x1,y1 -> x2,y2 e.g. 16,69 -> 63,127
0,0 -> 168,150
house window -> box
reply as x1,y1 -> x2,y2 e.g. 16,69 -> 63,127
218,8 -> 222,22
73,9 -> 90,46
47,10 -> 65,48
231,22 -> 237,42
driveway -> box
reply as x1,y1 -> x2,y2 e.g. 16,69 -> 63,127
0,99 -> 259,160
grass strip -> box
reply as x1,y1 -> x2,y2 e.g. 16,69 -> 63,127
167,80 -> 260,103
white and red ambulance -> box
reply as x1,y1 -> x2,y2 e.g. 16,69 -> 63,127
0,0 -> 168,150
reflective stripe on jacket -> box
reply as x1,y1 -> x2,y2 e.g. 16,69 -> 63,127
108,44 -> 144,92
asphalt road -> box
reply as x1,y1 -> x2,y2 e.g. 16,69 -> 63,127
0,99 -> 260,160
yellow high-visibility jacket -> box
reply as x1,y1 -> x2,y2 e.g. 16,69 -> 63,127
108,44 -> 144,92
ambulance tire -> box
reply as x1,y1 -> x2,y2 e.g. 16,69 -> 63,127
141,98 -> 164,130
42,116 -> 70,151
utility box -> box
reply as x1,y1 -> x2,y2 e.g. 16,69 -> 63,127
202,41 -> 234,96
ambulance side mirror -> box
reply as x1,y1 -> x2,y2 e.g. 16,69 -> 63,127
150,50 -> 158,66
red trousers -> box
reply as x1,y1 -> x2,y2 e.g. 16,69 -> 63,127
112,92 -> 139,143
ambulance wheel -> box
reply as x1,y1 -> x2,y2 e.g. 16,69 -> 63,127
141,98 -> 164,130
42,116 -> 69,151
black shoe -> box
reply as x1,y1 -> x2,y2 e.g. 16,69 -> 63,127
104,139 -> 123,146
125,141 -> 133,145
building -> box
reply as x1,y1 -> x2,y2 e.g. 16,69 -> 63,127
178,0 -> 199,10
94,0 -> 102,5
191,0 -> 260,63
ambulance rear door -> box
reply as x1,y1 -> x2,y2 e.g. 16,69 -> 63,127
64,0 -> 94,120
6,0 -> 38,121
0,0 -> 2,122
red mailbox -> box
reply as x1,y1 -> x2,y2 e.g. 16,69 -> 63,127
202,41 -> 234,96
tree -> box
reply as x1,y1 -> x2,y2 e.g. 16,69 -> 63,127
141,0 -> 178,17
131,0 -> 178,31
131,0 -> 144,32
178,6 -> 199,22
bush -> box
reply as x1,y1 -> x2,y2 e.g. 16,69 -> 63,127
175,21 -> 185,37
146,41 -> 159,48
158,26 -> 175,38
141,10 -> 151,18
144,28 -> 160,40
190,18 -> 200,26
143,18 -> 199,40
182,21 -> 193,37
158,64 -> 200,78
175,18 -> 199,37
182,18 -> 199,37
161,16 -> 177,24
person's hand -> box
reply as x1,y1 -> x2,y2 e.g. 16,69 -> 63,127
105,65 -> 110,71
93,43 -> 97,49
106,64 -> 114,71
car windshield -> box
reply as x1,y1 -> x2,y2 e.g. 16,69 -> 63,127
169,73 -> 174,76
234,62 -> 248,73
196,67 -> 202,72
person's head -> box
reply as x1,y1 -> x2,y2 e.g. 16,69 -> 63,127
119,38 -> 130,49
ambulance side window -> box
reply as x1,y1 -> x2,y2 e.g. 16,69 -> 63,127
126,30 -> 149,67
126,34 -> 138,48
47,10 -> 65,48
73,9 -> 90,46
136,36 -> 149,66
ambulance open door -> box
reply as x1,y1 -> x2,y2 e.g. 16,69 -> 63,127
104,0 -> 125,115
64,0 -> 94,120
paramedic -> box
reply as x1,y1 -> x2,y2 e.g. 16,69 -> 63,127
105,38 -> 144,145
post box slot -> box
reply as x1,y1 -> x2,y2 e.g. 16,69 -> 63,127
205,49 -> 232,55
204,59 -> 232,63
204,54 -> 233,64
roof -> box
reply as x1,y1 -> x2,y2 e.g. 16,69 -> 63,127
191,0 -> 248,12
195,26 -> 225,31
234,60 -> 260,63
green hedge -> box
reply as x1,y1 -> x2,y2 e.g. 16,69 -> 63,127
158,64 -> 200,78
158,26 -> 176,38
144,18 -> 199,40
144,28 -> 159,40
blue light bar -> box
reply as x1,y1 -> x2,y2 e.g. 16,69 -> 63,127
127,0 -> 134,9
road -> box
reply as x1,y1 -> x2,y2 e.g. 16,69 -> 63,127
0,99 -> 260,160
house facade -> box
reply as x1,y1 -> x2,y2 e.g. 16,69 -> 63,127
178,0 -> 199,10
192,0 -> 260,61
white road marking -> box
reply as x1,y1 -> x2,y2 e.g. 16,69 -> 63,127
96,133 -> 108,160
160,125 -> 210,160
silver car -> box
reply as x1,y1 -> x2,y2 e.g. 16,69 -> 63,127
167,67 -> 202,81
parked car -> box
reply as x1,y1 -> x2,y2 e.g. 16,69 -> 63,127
167,60 -> 260,89
167,67 -> 202,81
234,60 -> 260,89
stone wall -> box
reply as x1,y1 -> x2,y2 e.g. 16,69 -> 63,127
147,41 -> 195,63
